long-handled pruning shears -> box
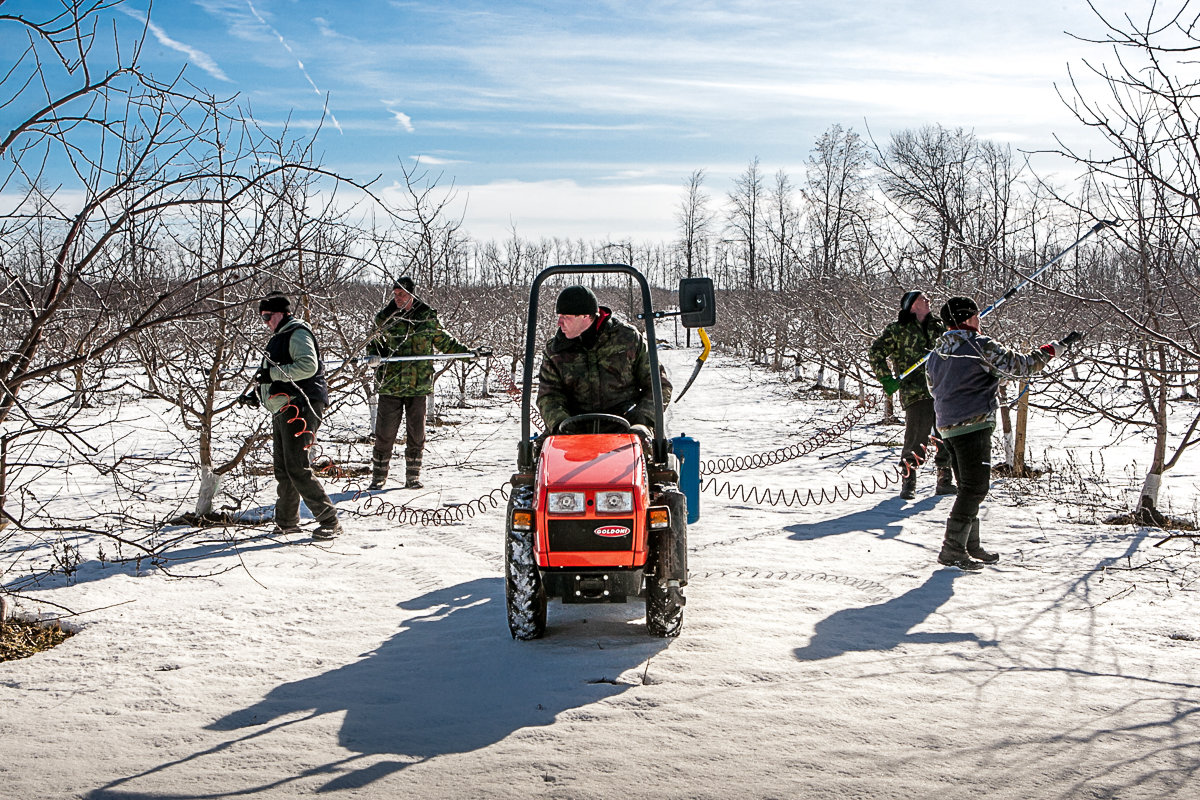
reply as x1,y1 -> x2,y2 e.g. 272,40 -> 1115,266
897,219 -> 1118,381
672,327 -> 710,403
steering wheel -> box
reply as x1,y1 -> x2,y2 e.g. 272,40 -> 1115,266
556,413 -> 632,435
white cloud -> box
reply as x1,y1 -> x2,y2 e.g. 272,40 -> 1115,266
410,154 -> 466,166
121,8 -> 231,82
388,108 -> 415,133
447,179 -> 682,243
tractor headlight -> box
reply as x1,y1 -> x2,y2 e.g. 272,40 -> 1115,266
595,490 -> 633,513
546,491 -> 586,514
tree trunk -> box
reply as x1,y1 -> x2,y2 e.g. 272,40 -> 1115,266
195,466 -> 220,517
1013,381 -> 1030,477
362,378 -> 378,437
0,437 -> 7,529
997,384 -> 1015,466
1140,376 -> 1170,510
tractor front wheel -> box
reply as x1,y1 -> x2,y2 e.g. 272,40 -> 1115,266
505,489 -> 546,640
645,580 -> 683,637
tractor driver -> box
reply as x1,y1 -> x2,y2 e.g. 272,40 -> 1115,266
537,284 -> 672,437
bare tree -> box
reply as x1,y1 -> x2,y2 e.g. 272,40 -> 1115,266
0,3 -> 370,539
726,157 -> 765,289
676,169 -> 713,282
391,159 -> 468,287
1048,1 -> 1200,520
763,168 -> 801,292
872,124 -> 981,284
804,124 -> 874,280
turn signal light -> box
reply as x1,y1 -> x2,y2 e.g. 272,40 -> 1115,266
648,506 -> 670,529
511,509 -> 534,531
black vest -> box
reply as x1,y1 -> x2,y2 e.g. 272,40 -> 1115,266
264,319 -> 328,409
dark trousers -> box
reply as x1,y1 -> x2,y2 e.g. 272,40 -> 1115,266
902,398 -> 950,471
373,394 -> 427,478
272,402 -> 336,526
940,427 -> 993,547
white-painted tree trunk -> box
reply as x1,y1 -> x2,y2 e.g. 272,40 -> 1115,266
1139,471 -> 1162,508
195,466 -> 220,517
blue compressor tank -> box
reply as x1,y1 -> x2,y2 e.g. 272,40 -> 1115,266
671,434 -> 700,523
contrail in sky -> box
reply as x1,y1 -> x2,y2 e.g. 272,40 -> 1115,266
245,0 -> 343,133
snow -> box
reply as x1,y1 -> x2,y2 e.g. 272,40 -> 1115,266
2,349 -> 1199,799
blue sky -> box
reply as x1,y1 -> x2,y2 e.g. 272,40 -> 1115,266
8,0 -> 1137,242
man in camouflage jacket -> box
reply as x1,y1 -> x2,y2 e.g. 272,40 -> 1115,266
366,276 -> 470,489
925,296 -> 1078,570
537,285 -> 672,435
869,289 -> 954,499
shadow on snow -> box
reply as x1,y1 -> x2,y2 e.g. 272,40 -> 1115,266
784,494 -> 941,543
87,576 -> 667,798
793,569 -> 996,661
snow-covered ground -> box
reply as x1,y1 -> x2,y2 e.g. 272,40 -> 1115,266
2,349 -> 1199,800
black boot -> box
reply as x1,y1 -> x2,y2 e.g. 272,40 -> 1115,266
966,518 -> 999,563
937,543 -> 983,571
899,473 -> 917,500
935,467 -> 958,496
938,517 -> 983,571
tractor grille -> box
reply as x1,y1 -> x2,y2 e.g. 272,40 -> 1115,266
547,518 -> 635,551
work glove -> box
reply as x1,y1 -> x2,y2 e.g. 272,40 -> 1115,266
1040,331 -> 1083,358
236,391 -> 260,408
474,347 -> 493,358
879,375 -> 900,396
254,366 -> 273,385
1060,330 -> 1084,348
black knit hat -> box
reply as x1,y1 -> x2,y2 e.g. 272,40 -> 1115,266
939,296 -> 980,328
900,290 -> 924,314
555,285 -> 598,316
392,276 -> 415,293
258,292 -> 291,314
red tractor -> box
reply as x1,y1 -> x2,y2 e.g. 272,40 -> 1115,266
505,265 -> 715,639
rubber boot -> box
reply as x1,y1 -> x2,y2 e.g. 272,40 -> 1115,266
899,472 -> 917,500
938,517 -> 983,571
966,517 -> 999,563
368,452 -> 389,490
404,458 -> 423,489
935,467 -> 958,496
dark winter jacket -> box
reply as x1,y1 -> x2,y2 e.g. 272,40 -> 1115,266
367,298 -> 469,397
536,308 -> 672,433
868,312 -> 946,409
925,329 -> 1054,437
257,317 -> 328,414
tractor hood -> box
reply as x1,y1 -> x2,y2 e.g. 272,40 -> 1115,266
538,434 -> 642,489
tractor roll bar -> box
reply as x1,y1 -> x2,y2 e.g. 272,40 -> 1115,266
518,264 -> 669,471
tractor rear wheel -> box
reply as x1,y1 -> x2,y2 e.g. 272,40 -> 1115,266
646,488 -> 687,637
505,489 -> 546,640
